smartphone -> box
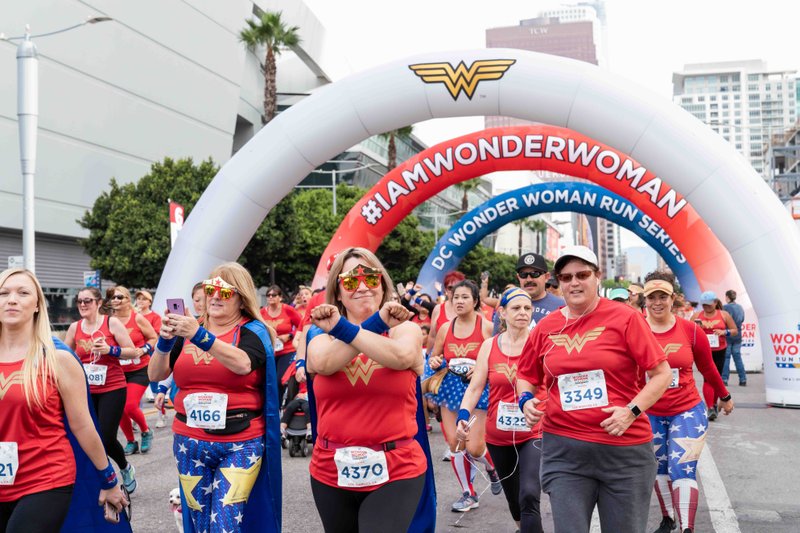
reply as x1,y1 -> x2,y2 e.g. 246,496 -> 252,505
480,271 -> 490,281
166,298 -> 186,316
104,502 -> 119,524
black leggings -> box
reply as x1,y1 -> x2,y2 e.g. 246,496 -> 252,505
275,352 -> 294,407
92,387 -> 128,470
310,474 -> 425,533
0,485 -> 73,533
486,440 -> 544,533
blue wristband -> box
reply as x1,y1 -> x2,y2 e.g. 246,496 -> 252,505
157,384 -> 168,394
97,460 -> 118,489
408,288 -> 417,297
142,343 -> 153,355
191,326 -> 216,352
457,408 -> 471,424
329,316 -> 360,344
108,345 -> 121,358
361,311 -> 390,334
295,359 -> 306,369
518,391 -> 534,412
156,336 -> 177,353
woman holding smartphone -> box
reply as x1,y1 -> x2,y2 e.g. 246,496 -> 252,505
149,263 -> 282,533
0,268 -> 128,532
64,287 -> 138,494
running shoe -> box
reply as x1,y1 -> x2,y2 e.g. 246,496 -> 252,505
451,492 -> 479,512
124,441 -> 139,455
121,464 -> 137,494
441,449 -> 452,462
654,515 -> 676,532
140,430 -> 153,453
155,413 -> 166,428
682,529 -> 693,533
487,468 -> 503,495
707,407 -> 718,421
739,381 -> 747,387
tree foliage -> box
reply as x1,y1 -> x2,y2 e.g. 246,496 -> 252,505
80,161 -> 455,294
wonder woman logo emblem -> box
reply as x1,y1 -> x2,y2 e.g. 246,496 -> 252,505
77,339 -> 95,354
343,357 -> 383,386
0,371 -> 23,400
662,343 -> 682,356
549,327 -> 605,354
409,59 -> 516,100
185,345 -> 214,365
447,342 -> 481,358
494,363 -> 518,383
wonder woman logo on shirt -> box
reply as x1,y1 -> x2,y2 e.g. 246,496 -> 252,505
549,327 -> 605,354
0,371 -> 23,400
662,343 -> 682,356
185,345 -> 214,365
699,320 -> 717,329
494,362 -> 518,383
447,342 -> 481,358
343,358 -> 383,386
77,339 -> 95,354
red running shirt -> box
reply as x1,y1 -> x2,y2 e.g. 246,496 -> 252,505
646,317 -> 729,416
173,319 -> 266,442
434,303 -> 454,333
73,316 -> 126,393
443,315 -> 486,363
260,304 -> 302,356
142,311 -> 162,333
300,291 -> 327,329
0,359 -> 76,501
695,310 -> 728,350
518,299 -> 666,446
485,336 -> 542,446
310,353 -> 425,491
120,313 -> 150,373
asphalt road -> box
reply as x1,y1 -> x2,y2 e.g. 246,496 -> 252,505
125,371 -> 800,532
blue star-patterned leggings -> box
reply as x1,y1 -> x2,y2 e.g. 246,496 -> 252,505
174,434 -> 265,533
648,401 -> 708,482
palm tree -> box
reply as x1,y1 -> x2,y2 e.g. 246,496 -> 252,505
530,219 -> 548,255
378,126 -> 413,170
512,218 -> 539,256
239,11 -> 301,124
453,178 -> 482,213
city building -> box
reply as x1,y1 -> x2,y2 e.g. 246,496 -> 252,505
0,0 -> 347,324
673,60 -> 797,179
485,2 -> 620,270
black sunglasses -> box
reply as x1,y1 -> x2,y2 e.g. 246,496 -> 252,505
111,295 -> 127,301
518,271 -> 545,279
267,293 -> 280,297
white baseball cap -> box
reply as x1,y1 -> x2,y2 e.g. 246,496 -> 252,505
554,245 -> 599,273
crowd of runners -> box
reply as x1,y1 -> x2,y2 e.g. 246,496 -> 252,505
0,243 -> 746,533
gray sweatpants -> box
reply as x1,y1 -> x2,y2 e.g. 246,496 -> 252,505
540,433 -> 657,533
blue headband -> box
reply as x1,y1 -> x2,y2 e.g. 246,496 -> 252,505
500,287 -> 531,307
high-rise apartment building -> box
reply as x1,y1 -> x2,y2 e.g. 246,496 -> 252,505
485,2 -> 621,275
673,60 -> 797,178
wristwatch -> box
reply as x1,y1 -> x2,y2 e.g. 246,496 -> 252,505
627,403 -> 642,418
720,394 -> 732,402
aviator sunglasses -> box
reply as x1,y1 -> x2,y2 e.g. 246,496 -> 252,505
203,276 -> 238,300
338,265 -> 383,292
556,270 -> 595,283
518,271 -> 546,279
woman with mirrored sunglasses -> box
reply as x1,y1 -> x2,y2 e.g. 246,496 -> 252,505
641,272 -> 732,533
0,269 -> 129,532
427,279 -> 497,512
305,247 -> 429,533
516,246 -> 672,533
149,263 -> 281,533
64,286 -> 138,494
259,284 -> 302,407
106,286 -> 158,456
456,287 -> 545,532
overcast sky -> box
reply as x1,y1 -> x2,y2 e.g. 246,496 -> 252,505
303,0 -> 796,253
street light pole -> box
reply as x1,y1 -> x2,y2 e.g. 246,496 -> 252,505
5,16 -> 112,273
332,169 -> 337,216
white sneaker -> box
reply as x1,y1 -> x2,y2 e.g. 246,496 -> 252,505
441,449 -> 452,462
155,413 -> 166,428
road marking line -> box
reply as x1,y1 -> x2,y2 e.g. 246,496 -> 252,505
699,444 -> 741,532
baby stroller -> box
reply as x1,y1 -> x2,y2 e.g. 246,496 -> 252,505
280,362 -> 311,458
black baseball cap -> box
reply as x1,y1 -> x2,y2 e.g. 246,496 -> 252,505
516,253 -> 548,273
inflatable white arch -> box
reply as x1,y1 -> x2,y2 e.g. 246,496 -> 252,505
156,49 -> 800,405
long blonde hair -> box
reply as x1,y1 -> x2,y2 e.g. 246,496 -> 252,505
203,263 -> 275,343
0,269 -> 59,409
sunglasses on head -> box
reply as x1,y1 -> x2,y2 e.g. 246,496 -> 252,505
202,276 -> 238,300
77,298 -> 98,305
338,264 -> 383,292
518,271 -> 545,280
556,270 -> 595,283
